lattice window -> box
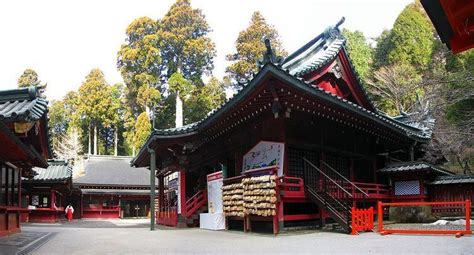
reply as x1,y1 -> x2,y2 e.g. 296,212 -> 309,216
394,180 -> 420,196
288,148 -> 319,178
325,154 -> 350,178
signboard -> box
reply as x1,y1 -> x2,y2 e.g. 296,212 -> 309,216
206,171 -> 223,214
32,195 -> 39,206
200,171 -> 225,230
242,141 -> 285,176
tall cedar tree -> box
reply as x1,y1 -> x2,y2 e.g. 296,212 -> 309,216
77,69 -> 115,155
133,112 -> 152,155
185,76 -> 226,123
342,29 -> 373,79
117,17 -> 161,116
158,0 -> 216,84
118,0 -> 216,129
18,68 -> 42,87
226,11 -> 286,87
373,3 -> 434,72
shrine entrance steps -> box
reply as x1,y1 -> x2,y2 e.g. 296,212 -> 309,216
177,189 -> 208,228
302,157 -> 374,234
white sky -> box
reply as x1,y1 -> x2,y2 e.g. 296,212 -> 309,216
0,0 -> 412,100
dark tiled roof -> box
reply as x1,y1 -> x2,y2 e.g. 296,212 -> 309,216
132,20 -> 433,167
153,122 -> 199,136
378,161 -> 454,176
80,189 -> 151,195
27,160 -> 72,182
0,87 -> 48,122
75,155 -> 155,187
430,175 -> 474,185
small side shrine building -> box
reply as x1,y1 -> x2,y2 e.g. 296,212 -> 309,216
73,155 -> 156,219
21,160 -> 72,223
131,19 -> 462,234
0,87 -> 52,236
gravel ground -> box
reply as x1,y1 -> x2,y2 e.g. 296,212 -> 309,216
16,220 -> 474,255
384,223 -> 467,231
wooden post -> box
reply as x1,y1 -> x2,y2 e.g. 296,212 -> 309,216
159,176 -> 164,212
466,200 -> 471,232
377,201 -> 383,233
351,207 -> 356,235
419,177 -> 425,202
350,159 -> 355,207
50,190 -> 55,209
179,170 -> 186,217
369,207 -> 374,230
373,159 -> 377,184
80,195 -> 83,218
18,171 -> 21,208
149,148 -> 156,230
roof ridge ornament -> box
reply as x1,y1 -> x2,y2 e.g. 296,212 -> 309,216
324,17 -> 345,40
257,38 -> 284,70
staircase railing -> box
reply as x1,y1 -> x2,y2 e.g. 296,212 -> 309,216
302,157 -> 353,233
183,189 -> 207,218
320,161 -> 369,198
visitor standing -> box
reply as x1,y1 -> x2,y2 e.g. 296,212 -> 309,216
65,204 -> 74,222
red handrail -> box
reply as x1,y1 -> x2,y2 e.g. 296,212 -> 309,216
184,189 -> 208,218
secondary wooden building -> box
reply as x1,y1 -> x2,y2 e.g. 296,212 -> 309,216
0,86 -> 52,236
21,160 -> 72,222
132,19 -> 465,234
73,155 -> 156,219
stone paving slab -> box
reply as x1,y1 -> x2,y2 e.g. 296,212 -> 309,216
23,219 -> 150,229
0,231 -> 56,255
23,223 -> 474,255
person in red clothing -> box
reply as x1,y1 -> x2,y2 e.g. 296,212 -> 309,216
65,204 -> 74,222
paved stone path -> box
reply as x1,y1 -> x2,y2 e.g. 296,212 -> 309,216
2,220 -> 472,254
0,231 -> 55,255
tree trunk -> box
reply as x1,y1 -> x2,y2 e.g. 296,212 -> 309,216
88,123 -> 91,155
114,128 -> 118,156
455,155 -> 466,174
175,91 -> 183,128
94,124 -> 98,155
132,146 -> 136,157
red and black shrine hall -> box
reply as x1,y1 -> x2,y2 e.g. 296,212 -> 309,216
0,86 -> 52,236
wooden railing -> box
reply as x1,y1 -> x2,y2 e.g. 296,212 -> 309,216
277,176 -> 389,200
351,207 -> 374,235
157,206 -> 178,227
351,182 -> 390,199
183,189 -> 207,218
303,157 -> 353,233
378,200 -> 472,238
320,161 -> 369,198
279,176 -> 305,198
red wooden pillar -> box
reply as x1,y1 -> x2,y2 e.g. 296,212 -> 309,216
18,170 -> 22,208
419,177 -> 425,202
50,190 -> 55,209
276,178 -> 283,234
319,152 -> 326,227
179,170 -> 186,216
377,201 -> 383,233
80,195 -> 84,218
466,200 -> 471,232
350,159 -> 355,207
372,159 -> 378,183
159,175 -> 165,211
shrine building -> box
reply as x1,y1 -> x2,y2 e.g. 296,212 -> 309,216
131,18 -> 471,234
